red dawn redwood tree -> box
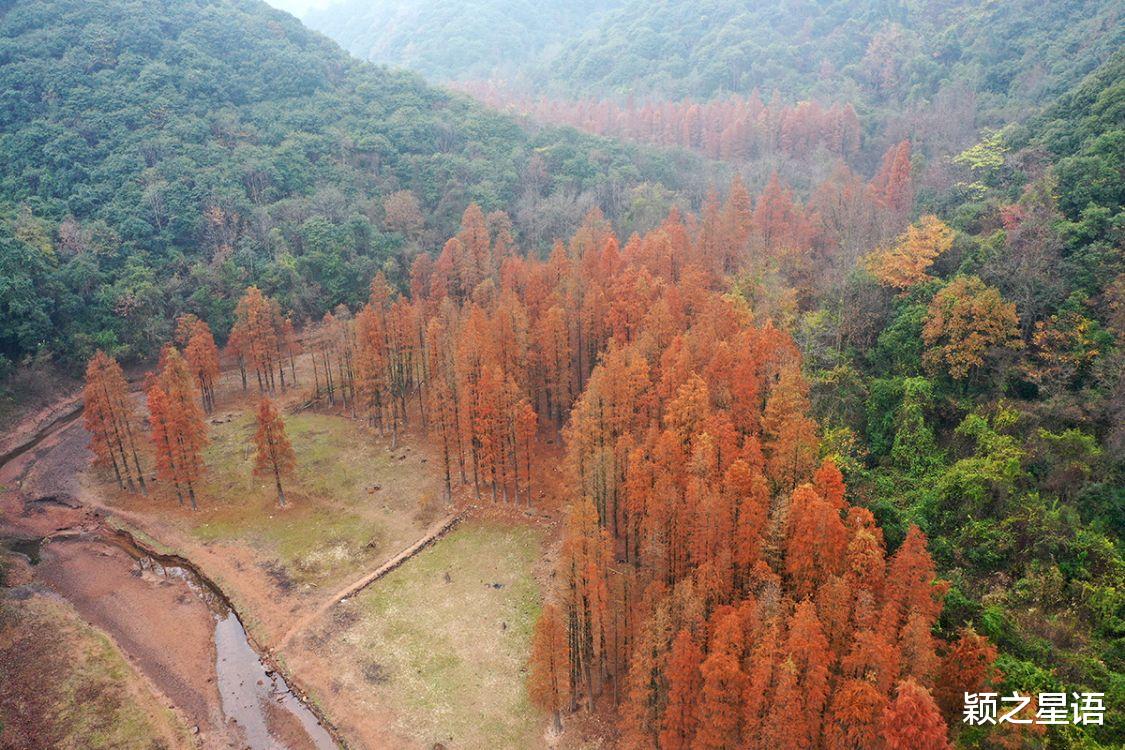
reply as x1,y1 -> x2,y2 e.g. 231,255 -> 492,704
232,286 -> 281,393
882,679 -> 951,750
693,648 -> 747,750
660,628 -> 704,750
253,396 -> 296,507
83,350 -> 147,493
934,627 -> 998,721
147,347 -> 207,509
514,397 -> 537,504
184,319 -> 220,413
528,602 -> 571,733
761,364 -> 820,491
824,678 -> 888,750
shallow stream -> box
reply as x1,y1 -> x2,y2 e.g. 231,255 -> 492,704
3,534 -> 337,750
134,548 -> 339,750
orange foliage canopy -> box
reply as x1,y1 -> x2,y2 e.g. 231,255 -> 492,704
527,602 -> 570,731
183,317 -> 220,413
83,350 -> 146,493
867,215 -> 954,289
147,346 -> 207,509
884,679 -> 952,750
456,84 -> 862,162
922,275 -> 1022,379
253,395 -> 296,507
167,183 -> 972,750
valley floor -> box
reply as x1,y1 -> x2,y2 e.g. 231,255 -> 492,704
0,349 -> 556,749
0,574 -> 193,750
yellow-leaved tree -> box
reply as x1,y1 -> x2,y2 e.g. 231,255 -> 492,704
866,215 -> 955,290
922,275 -> 1022,380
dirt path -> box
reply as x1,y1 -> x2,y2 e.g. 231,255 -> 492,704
277,511 -> 462,651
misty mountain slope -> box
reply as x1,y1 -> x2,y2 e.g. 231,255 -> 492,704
308,0 -> 1122,124
304,0 -> 621,81
549,0 -> 1121,107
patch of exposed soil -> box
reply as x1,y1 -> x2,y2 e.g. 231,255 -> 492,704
0,585 -> 193,750
33,536 -> 239,747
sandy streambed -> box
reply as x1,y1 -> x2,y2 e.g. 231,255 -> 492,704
22,531 -> 337,750
0,407 -> 339,750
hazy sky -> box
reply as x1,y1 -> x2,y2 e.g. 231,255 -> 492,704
262,0 -> 336,19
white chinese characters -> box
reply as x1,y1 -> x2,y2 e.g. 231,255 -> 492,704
963,692 -> 1105,726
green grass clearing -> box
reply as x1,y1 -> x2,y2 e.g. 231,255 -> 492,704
185,409 -> 442,588
320,520 -> 545,749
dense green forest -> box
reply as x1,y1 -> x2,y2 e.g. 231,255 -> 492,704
307,0 -> 1121,119
801,52 -> 1124,747
0,0 -> 699,372
306,0 -> 1122,198
545,0 -> 1120,110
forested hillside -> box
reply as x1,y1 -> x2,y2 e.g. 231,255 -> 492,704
0,0 -> 697,373
304,0 -> 618,82
798,52 -> 1125,747
309,0 -> 1121,118
0,1 -> 1121,749
309,0 -> 1121,219
513,50 -> 1124,747
544,0 -> 1120,110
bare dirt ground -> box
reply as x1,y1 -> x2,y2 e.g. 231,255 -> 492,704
33,536 -> 235,746
0,361 -> 80,440
0,577 -> 193,750
0,386 -> 328,749
0,428 -> 290,750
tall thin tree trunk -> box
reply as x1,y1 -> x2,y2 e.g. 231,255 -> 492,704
274,463 -> 286,507
441,428 -> 452,502
123,421 -> 147,494
107,442 -> 125,489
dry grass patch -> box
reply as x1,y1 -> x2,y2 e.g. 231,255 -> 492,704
310,519 -> 545,749
0,589 -> 192,749
89,405 -> 444,591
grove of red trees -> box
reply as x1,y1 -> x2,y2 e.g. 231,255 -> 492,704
80,155 -> 993,748
83,350 -> 147,494
267,176 -> 977,746
458,84 -> 862,163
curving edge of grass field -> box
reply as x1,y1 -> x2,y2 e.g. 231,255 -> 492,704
188,409 -> 444,589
